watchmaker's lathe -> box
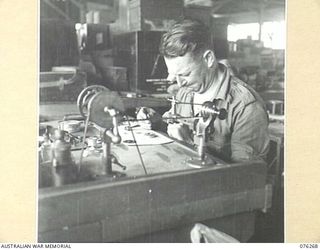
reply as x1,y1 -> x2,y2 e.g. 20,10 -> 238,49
77,85 -> 229,174
40,86 -> 230,188
77,85 -> 126,177
77,85 -> 231,177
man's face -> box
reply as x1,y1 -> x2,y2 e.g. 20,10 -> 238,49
164,52 -> 214,94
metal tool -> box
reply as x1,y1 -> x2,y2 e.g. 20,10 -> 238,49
77,86 -> 126,177
187,101 -> 227,168
167,96 -> 179,123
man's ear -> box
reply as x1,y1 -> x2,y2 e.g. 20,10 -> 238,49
203,50 -> 215,68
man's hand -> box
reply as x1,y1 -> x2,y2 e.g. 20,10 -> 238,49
162,111 -> 193,143
162,110 -> 179,124
167,122 -> 193,143
136,107 -> 162,130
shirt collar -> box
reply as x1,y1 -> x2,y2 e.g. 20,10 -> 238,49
193,63 -> 231,114
213,63 -> 231,101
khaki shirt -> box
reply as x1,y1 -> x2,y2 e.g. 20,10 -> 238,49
171,64 -> 270,162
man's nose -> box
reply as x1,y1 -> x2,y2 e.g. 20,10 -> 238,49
167,74 -> 186,87
167,74 -> 176,83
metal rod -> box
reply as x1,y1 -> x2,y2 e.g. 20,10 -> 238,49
174,101 -> 204,106
78,113 -> 91,174
198,135 -> 205,161
125,116 -> 148,175
167,98 -> 204,106
145,79 -> 171,82
150,54 -> 161,76
122,96 -> 205,107
102,140 -> 112,175
126,115 -> 203,123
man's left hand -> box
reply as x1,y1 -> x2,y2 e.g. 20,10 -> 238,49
167,122 -> 193,143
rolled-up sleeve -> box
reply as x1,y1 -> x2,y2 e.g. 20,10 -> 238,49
231,101 -> 270,162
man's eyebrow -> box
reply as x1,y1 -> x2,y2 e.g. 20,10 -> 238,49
167,69 -> 190,76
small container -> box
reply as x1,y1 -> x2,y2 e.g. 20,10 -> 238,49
40,127 -> 53,163
40,133 -> 53,163
52,130 -> 73,168
80,137 -> 103,178
58,120 -> 82,133
52,130 -> 77,186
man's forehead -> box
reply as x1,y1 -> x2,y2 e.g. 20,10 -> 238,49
165,53 -> 199,74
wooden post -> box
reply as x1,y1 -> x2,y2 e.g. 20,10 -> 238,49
259,0 -> 265,42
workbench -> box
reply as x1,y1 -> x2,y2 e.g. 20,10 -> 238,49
38,135 -> 270,242
38,100 -> 270,243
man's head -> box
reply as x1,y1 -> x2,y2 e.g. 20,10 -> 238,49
159,19 -> 218,94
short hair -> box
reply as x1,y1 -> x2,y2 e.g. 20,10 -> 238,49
159,18 -> 212,58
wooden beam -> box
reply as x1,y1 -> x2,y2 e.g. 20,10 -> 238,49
258,0 -> 265,41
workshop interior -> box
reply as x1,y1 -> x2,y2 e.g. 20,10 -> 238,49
38,0 -> 285,243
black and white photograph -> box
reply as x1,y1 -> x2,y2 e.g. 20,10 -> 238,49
38,0 -> 285,243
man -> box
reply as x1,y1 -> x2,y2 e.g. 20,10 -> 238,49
139,19 -> 269,162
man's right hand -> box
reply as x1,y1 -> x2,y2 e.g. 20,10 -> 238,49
162,111 -> 193,143
136,107 -> 162,130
